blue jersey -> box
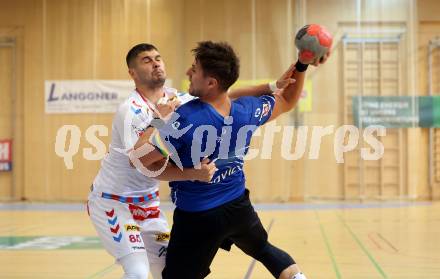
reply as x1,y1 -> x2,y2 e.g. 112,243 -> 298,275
154,95 -> 275,212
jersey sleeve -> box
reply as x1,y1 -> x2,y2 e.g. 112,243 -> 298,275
251,95 -> 276,126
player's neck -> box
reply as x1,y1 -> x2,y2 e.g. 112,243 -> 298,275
201,92 -> 231,117
136,85 -> 164,104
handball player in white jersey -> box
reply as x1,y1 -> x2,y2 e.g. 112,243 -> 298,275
87,43 -> 217,279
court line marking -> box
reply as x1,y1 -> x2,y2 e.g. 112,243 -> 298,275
376,233 -> 399,253
337,213 -> 388,279
368,232 -> 383,250
243,218 -> 274,279
315,210 -> 342,279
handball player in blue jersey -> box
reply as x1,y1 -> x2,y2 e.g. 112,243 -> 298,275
131,41 -> 329,279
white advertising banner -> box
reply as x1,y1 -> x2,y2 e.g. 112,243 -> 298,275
44,80 -> 135,114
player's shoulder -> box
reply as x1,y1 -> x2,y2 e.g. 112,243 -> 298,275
119,91 -> 138,107
176,98 -> 202,114
235,95 -> 275,106
234,95 -> 258,103
176,91 -> 197,105
171,98 -> 203,127
116,91 -> 147,119
233,96 -> 261,110
259,94 -> 276,103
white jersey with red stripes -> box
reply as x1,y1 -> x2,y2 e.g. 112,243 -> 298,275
92,87 -> 194,198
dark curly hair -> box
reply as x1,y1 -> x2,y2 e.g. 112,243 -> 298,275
192,41 -> 240,91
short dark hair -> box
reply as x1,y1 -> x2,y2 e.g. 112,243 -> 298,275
192,41 -> 240,91
126,43 -> 158,67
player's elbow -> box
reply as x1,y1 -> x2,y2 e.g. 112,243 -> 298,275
285,101 -> 298,113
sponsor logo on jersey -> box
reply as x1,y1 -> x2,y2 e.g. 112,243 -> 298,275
130,106 -> 142,115
211,163 -> 244,184
262,103 -> 270,118
254,107 -> 261,118
132,124 -> 147,137
125,224 -> 140,231
155,232 -> 170,242
172,121 -> 180,129
158,246 -> 167,257
128,205 -> 160,221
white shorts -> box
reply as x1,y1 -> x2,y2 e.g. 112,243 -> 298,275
87,193 -> 170,264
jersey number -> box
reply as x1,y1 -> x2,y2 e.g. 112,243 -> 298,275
129,234 -> 142,243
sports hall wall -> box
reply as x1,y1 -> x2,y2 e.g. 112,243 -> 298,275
0,0 -> 439,202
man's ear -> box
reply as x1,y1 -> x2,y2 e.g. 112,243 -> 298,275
128,68 -> 135,79
207,77 -> 218,89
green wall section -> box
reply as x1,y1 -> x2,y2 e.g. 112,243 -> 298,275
353,96 -> 440,128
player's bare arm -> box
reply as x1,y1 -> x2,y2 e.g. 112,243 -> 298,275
268,49 -> 331,122
227,71 -> 296,100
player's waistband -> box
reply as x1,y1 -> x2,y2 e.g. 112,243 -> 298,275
90,184 -> 159,204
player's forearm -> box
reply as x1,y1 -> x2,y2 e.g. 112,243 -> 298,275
134,127 -> 156,151
228,84 -> 272,99
151,161 -> 193,181
278,64 -> 307,111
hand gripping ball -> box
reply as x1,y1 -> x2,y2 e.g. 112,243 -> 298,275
295,24 -> 332,64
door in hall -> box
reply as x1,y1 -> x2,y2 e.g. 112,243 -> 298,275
0,43 -> 14,200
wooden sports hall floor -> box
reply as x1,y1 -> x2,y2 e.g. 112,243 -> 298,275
0,201 -> 438,279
